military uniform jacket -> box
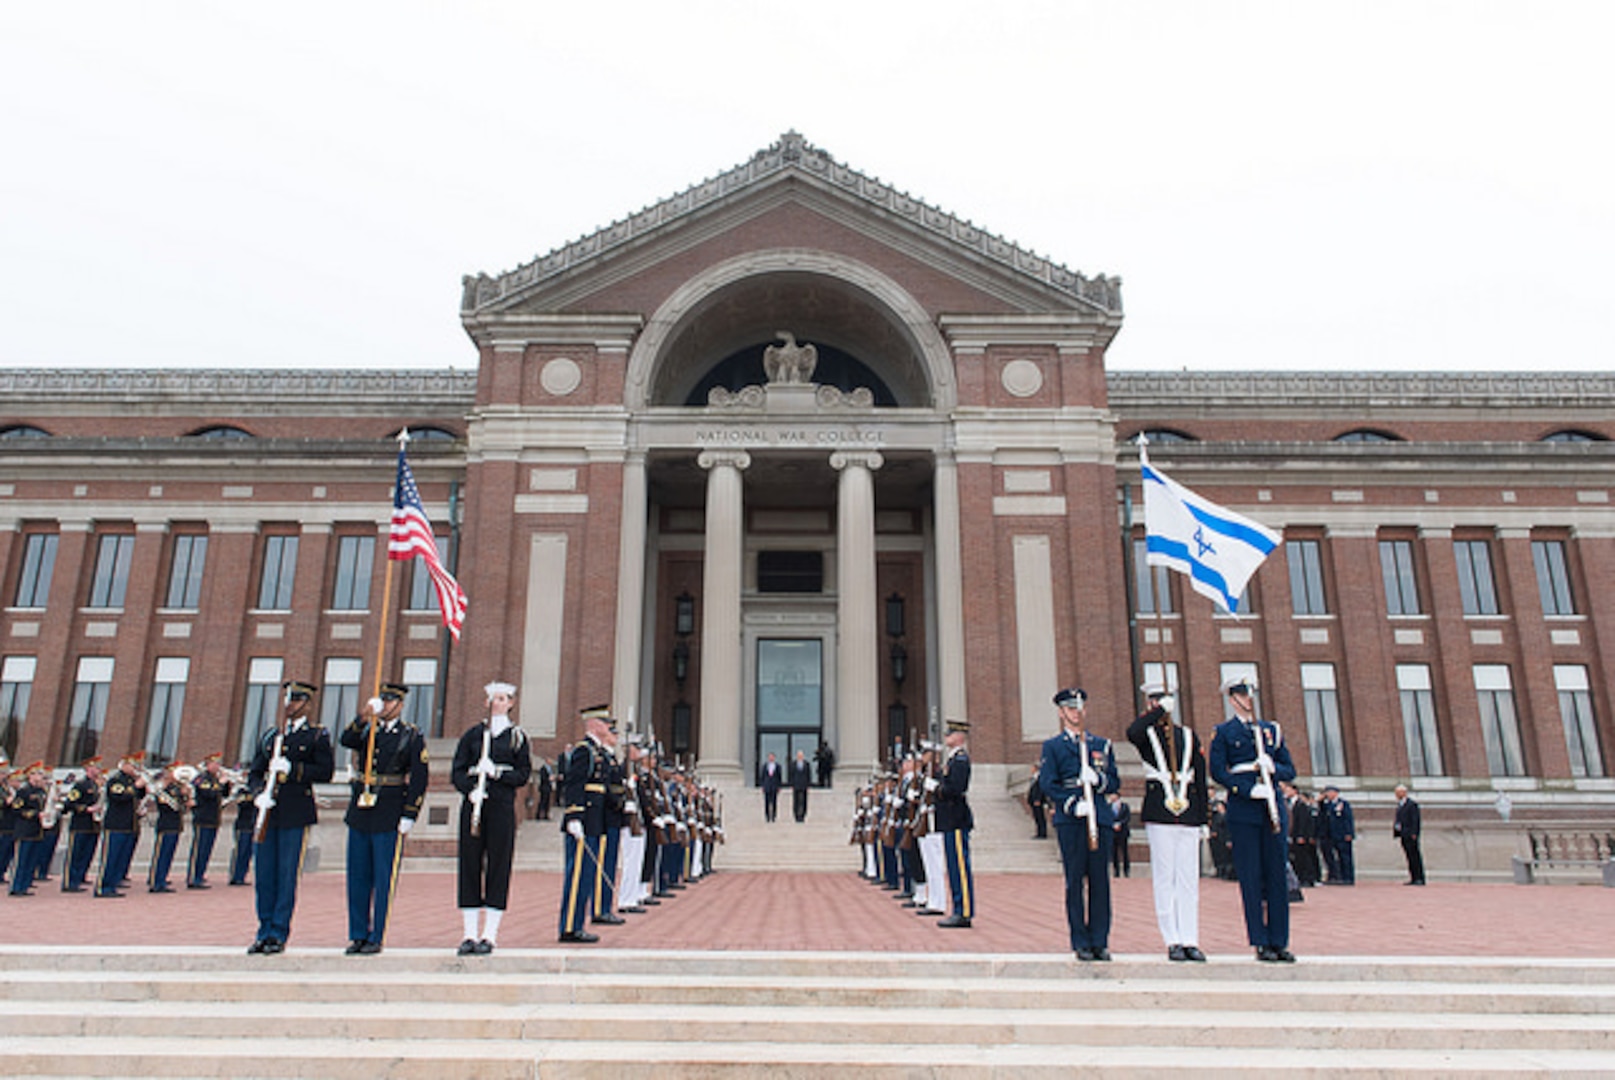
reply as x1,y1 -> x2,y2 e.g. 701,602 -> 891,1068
103,770 -> 144,833
559,737 -> 610,836
249,719 -> 336,830
341,716 -> 431,832
231,786 -> 256,833
604,758 -> 627,832
449,721 -> 532,809
1039,729 -> 1121,828
190,773 -> 225,829
10,783 -> 46,841
63,776 -> 101,834
153,782 -> 187,833
1125,706 -> 1210,827
935,747 -> 974,833
1208,716 -> 1296,828
1324,797 -> 1355,841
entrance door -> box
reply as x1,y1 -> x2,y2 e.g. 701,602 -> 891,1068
755,638 -> 821,785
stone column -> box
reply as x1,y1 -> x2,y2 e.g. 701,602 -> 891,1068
611,451 -> 648,733
933,452 -> 968,732
696,450 -> 749,781
832,450 -> 883,777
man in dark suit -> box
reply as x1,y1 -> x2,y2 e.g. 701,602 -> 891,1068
788,750 -> 812,822
1040,688 -> 1121,961
1109,792 -> 1132,878
1393,784 -> 1425,885
759,752 -> 782,823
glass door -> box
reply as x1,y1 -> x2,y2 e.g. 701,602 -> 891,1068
755,638 -> 821,784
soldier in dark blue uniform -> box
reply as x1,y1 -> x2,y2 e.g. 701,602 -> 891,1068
247,680 -> 335,955
227,772 -> 255,886
185,753 -> 227,888
558,705 -> 612,942
451,681 -> 532,955
61,755 -> 104,892
145,763 -> 189,892
7,762 -> 50,896
95,751 -> 148,898
1040,688 -> 1122,961
1208,675 -> 1298,963
594,715 -> 627,927
0,761 -> 17,886
1321,785 -> 1356,884
340,683 -> 430,954
934,718 -> 975,928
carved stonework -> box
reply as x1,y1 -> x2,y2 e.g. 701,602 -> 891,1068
763,332 -> 817,384
815,385 -> 874,409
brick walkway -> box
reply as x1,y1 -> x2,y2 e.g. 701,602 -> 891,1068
3,868 -> 1608,958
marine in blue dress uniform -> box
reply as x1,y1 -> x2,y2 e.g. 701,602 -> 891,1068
247,680 -> 335,954
451,681 -> 532,954
1039,688 -> 1122,960
95,751 -> 148,898
934,718 -> 975,928
340,683 -> 430,954
185,754 -> 227,888
1208,675 -> 1298,962
61,756 -> 103,892
558,706 -> 612,942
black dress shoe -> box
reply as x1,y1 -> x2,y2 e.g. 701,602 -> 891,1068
592,913 -> 625,925
1256,946 -> 1276,962
1075,948 -> 1096,961
1271,947 -> 1296,963
619,905 -> 647,914
1091,947 -> 1112,962
641,898 -> 661,906
456,938 -> 479,956
474,940 -> 494,955
247,940 -> 268,955
345,940 -> 365,955
62,886 -> 86,893
937,915 -> 971,929
1183,946 -> 1207,962
358,941 -> 382,955
1168,944 -> 1188,962
187,882 -> 210,890
559,931 -> 599,943
901,901 -> 919,908
262,939 -> 284,955
94,890 -> 124,899
149,885 -> 174,894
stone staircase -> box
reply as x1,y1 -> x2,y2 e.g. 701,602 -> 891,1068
3,946 -> 1613,1076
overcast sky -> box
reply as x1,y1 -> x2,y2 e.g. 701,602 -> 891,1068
2,2 -> 1610,375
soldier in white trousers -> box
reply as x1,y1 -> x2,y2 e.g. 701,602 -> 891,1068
1125,683 -> 1210,962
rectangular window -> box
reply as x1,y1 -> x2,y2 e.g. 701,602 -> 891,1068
406,543 -> 448,611
165,534 -> 208,610
1532,539 -> 1577,616
144,657 -> 190,767
757,550 -> 823,594
1134,538 -> 1174,615
1140,661 -> 1179,696
258,535 -> 299,610
1395,664 -> 1444,776
1554,664 -> 1605,778
60,656 -> 114,764
88,534 -> 135,608
14,533 -> 58,608
1300,663 -> 1347,774
1474,664 -> 1528,777
401,657 -> 437,734
1287,539 -> 1328,616
320,657 -> 362,744
1379,539 -> 1421,616
0,656 -> 35,761
1454,539 -> 1500,616
331,535 -> 375,611
238,657 -> 285,759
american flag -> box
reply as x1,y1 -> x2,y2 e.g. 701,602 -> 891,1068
390,444 -> 467,639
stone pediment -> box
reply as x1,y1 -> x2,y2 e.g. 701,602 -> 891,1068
460,132 -> 1122,318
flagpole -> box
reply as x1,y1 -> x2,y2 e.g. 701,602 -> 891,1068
360,429 -> 409,807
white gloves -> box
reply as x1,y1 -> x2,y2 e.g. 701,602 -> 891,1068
397,817 -> 414,836
1062,796 -> 1087,818
566,819 -> 584,839
1157,694 -> 1175,714
1254,752 -> 1275,775
468,787 -> 487,806
1079,765 -> 1099,787
1249,782 -> 1273,801
253,790 -> 276,811
269,755 -> 291,779
923,778 -> 939,793
624,800 -> 639,815
475,757 -> 498,778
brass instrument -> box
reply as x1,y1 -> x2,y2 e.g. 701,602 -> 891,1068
38,777 -> 66,830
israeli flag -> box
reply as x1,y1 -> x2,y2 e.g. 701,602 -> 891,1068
1141,441 -> 1280,614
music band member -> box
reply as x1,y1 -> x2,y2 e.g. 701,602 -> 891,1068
340,682 -> 429,955
1040,688 -> 1121,961
7,762 -> 51,896
450,681 -> 531,955
146,763 -> 191,893
186,754 -> 228,889
61,755 -> 104,893
247,680 -> 335,955
95,751 -> 148,899
1127,682 -> 1210,962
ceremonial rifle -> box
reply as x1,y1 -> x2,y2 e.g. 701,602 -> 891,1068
253,699 -> 288,843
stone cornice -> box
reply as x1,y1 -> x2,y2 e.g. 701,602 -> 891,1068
0,368 -> 477,408
1107,370 -> 1615,408
461,131 -> 1123,317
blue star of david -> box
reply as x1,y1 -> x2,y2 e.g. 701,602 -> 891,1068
1194,526 -> 1216,559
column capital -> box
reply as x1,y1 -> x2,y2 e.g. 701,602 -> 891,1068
829,450 -> 884,473
697,449 -> 752,472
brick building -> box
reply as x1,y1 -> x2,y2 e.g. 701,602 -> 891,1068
2,133 -> 1611,824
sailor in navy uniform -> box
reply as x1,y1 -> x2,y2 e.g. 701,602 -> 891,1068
1127,682 -> 1211,962
1208,675 -> 1298,963
61,755 -> 104,892
934,718 -> 975,928
558,705 -> 613,942
1039,688 -> 1121,961
340,683 -> 430,955
95,751 -> 148,898
450,681 -> 532,955
247,680 -> 336,955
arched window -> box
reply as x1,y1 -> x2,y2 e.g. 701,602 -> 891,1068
1133,428 -> 1196,444
391,427 -> 459,442
0,425 -> 51,438
1333,429 -> 1402,443
1541,429 -> 1607,443
187,425 -> 255,440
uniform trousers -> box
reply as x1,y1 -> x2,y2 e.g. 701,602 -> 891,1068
617,828 -> 646,907
457,801 -> 515,910
942,827 -> 975,920
1055,821 -> 1112,950
881,842 -> 899,888
1144,822 -> 1202,947
8,838 -> 45,894
253,825 -> 309,943
559,832 -> 601,936
918,832 -> 948,912
96,830 -> 138,896
689,834 -> 704,880
657,840 -> 681,891
1229,816 -> 1290,947
0,833 -> 14,882
187,825 -> 219,886
147,830 -> 180,889
347,827 -> 405,944
1334,839 -> 1355,884
594,826 -> 621,915
65,831 -> 98,890
229,829 -> 254,885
